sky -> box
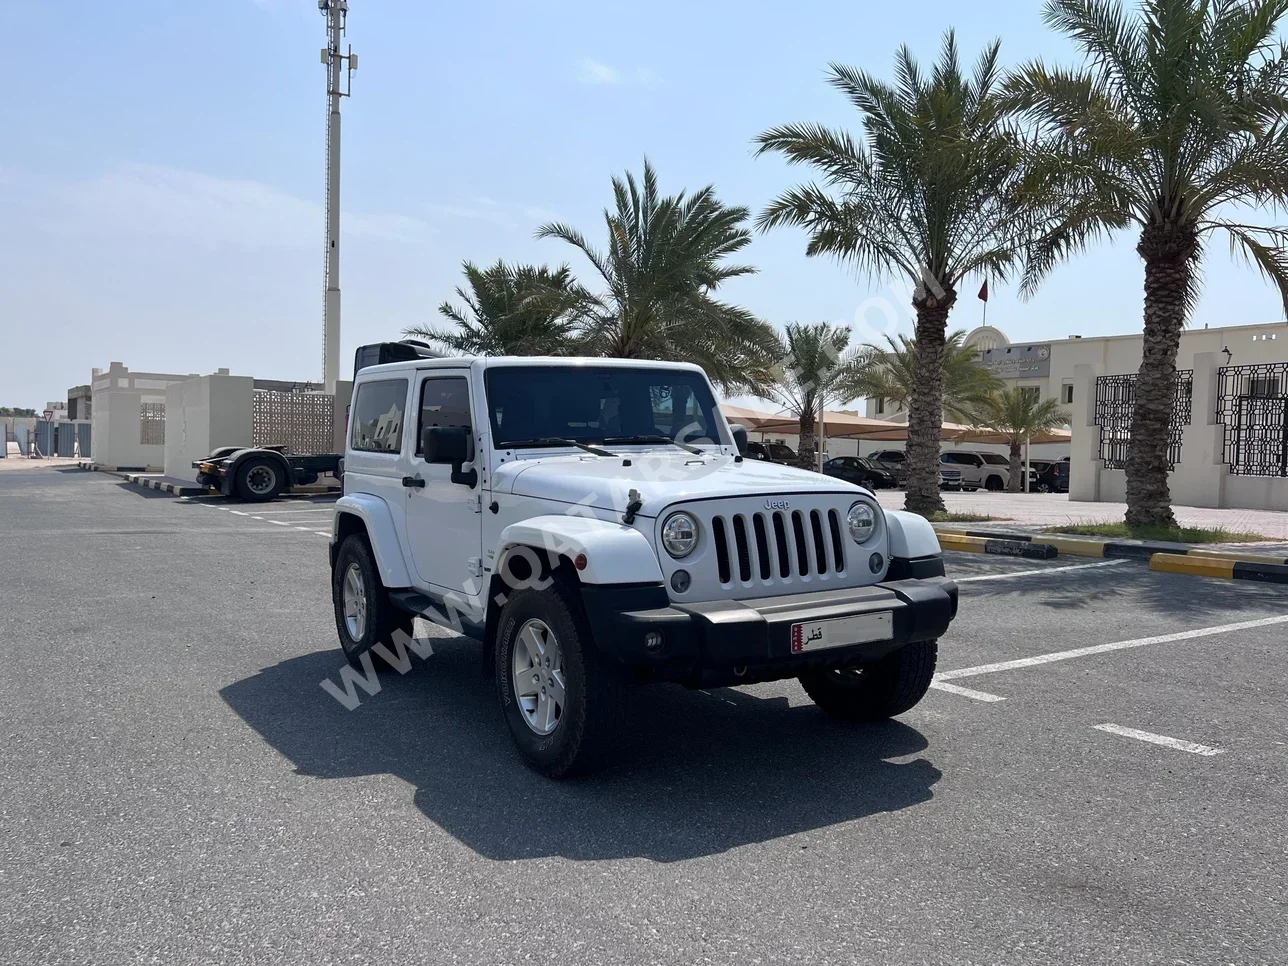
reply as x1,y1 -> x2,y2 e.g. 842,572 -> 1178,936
2,0 -> 1286,410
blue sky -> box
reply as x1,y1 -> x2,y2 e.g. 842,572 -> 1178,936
3,0 -> 1286,408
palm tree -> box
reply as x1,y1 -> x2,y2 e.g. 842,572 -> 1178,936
404,260 -> 583,356
1008,0 -> 1288,528
976,389 -> 1070,492
537,160 -> 781,393
756,32 -> 1043,515
761,322 -> 854,469
840,330 -> 1003,424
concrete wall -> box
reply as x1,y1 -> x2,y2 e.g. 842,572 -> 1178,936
164,375 -> 256,482
1070,350 -> 1288,510
91,389 -> 163,470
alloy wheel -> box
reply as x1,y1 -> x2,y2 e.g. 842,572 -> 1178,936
342,562 -> 368,641
511,619 -> 566,736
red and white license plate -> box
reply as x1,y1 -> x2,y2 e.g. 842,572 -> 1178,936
791,611 -> 893,654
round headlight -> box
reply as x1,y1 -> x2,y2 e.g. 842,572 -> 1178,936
848,502 -> 876,544
661,512 -> 698,558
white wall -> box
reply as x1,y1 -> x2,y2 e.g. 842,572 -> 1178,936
164,375 -> 255,482
91,389 -> 163,470
1069,350 -> 1288,511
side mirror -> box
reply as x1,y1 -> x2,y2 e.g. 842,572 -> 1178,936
730,423 -> 749,457
424,426 -> 477,487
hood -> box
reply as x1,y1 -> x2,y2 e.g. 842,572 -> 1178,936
492,451 -> 864,517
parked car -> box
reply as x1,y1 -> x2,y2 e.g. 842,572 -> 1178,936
937,457 -> 965,491
330,350 -> 959,777
746,440 -> 799,465
939,451 -> 1017,491
1034,460 -> 1070,493
867,449 -> 908,486
823,456 -> 899,489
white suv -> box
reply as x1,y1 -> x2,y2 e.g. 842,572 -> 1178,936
331,349 -> 958,777
939,451 -> 1016,491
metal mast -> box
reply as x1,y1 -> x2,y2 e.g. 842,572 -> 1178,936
320,0 -> 355,393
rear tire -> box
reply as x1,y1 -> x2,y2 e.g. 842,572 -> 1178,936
331,535 -> 415,670
985,475 -> 1004,491
799,640 -> 938,721
235,455 -> 285,502
495,580 -> 626,778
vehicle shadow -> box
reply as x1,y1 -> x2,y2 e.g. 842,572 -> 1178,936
220,637 -> 940,863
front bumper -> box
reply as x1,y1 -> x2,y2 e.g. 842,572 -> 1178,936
579,576 -> 958,688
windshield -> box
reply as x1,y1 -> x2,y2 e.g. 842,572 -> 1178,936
485,366 -> 729,448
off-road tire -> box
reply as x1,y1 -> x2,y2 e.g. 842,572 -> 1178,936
985,475 -> 1005,491
495,579 -> 626,778
235,455 -> 285,502
798,640 -> 938,721
331,534 -> 415,670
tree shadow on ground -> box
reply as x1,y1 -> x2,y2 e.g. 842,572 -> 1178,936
220,637 -> 939,863
959,561 -> 1288,617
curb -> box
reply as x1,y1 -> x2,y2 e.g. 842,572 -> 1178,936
1150,553 -> 1288,584
931,524 -> 1225,561
124,474 -> 211,497
937,533 -> 1059,560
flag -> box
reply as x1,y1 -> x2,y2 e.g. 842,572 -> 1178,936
978,280 -> 989,302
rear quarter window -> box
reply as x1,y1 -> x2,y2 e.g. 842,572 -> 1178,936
350,379 -> 409,454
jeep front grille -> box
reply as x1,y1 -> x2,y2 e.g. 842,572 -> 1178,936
710,509 -> 846,584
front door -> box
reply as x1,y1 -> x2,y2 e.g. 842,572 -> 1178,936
404,372 -> 483,596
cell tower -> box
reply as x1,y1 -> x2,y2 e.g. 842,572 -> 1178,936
320,0 -> 356,393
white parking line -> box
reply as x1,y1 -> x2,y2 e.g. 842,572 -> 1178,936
1093,724 -> 1224,756
955,560 -> 1128,583
243,508 -> 335,514
268,520 -> 291,527
929,681 -> 1006,702
936,613 -> 1288,682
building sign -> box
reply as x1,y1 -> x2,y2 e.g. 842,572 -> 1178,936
977,344 -> 1052,379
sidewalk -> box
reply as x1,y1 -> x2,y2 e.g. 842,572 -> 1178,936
872,490 -> 1288,541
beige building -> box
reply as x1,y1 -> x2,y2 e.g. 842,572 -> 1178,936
862,319 -> 1288,510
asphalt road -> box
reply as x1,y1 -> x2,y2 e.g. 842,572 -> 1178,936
2,466 -> 1285,965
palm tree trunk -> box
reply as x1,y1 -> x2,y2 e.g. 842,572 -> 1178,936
797,410 -> 816,471
904,296 -> 954,515
1007,440 -> 1023,493
1125,224 -> 1197,530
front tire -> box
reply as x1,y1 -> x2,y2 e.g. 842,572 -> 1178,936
495,580 -> 626,778
798,640 -> 938,721
331,535 -> 414,670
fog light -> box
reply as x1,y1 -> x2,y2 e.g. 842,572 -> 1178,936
644,631 -> 664,652
670,569 -> 691,594
869,552 -> 884,574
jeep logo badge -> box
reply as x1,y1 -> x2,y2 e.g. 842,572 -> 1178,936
764,498 -> 790,510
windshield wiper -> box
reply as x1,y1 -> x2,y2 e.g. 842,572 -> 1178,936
504,437 -> 618,457
603,434 -> 704,455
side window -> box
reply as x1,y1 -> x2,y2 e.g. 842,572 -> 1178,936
350,379 -> 409,454
417,376 -> 472,455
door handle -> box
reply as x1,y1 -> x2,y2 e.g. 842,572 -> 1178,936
402,476 -> 425,488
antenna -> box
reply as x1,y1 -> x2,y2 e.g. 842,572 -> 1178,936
320,0 -> 356,393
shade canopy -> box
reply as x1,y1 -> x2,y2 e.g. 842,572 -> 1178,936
719,404 -> 1071,445
720,405 -> 899,438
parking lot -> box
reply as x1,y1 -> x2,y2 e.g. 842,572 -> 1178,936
2,466 -> 1285,965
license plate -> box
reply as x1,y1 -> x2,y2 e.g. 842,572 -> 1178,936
791,611 -> 893,653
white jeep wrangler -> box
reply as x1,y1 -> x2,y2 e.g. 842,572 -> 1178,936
330,351 -> 958,777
